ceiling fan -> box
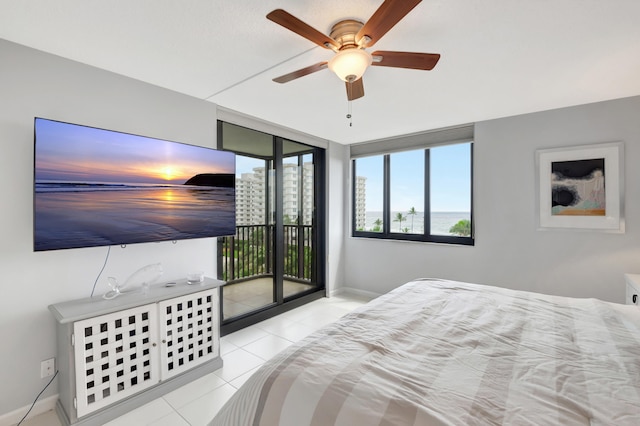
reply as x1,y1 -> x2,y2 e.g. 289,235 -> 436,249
267,0 -> 440,101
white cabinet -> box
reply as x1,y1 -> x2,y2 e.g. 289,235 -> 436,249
49,278 -> 223,426
625,274 -> 640,307
72,303 -> 160,418
158,290 -> 219,379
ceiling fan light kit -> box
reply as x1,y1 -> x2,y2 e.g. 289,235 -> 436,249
328,48 -> 372,82
267,0 -> 439,101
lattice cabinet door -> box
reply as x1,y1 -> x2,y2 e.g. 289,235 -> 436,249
72,304 -> 160,418
158,288 -> 219,380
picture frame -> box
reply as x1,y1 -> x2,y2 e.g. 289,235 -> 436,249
536,141 -> 624,232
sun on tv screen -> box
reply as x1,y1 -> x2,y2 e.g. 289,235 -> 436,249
34,118 -> 236,251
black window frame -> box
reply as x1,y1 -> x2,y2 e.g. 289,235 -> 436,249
351,142 -> 474,245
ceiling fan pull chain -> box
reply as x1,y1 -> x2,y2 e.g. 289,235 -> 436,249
347,98 -> 353,127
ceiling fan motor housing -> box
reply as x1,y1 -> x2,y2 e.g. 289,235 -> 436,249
329,19 -> 365,49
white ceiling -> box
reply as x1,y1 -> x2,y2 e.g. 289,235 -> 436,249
1,0 -> 639,145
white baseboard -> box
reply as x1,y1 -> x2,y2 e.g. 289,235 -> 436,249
0,395 -> 58,426
329,286 -> 381,300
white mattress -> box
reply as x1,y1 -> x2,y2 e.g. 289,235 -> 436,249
210,279 -> 640,425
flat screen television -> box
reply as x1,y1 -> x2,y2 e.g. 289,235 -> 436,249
34,117 -> 236,251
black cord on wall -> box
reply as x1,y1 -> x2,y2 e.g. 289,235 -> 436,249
16,370 -> 59,426
90,245 -> 112,298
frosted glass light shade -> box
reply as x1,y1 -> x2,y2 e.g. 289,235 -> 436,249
328,48 -> 373,82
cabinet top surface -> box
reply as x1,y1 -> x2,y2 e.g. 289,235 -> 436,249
625,273 -> 640,286
49,277 -> 224,323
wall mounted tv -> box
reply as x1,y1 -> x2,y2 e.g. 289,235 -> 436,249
34,117 -> 236,251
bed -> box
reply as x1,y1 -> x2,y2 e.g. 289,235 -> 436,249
210,278 -> 640,425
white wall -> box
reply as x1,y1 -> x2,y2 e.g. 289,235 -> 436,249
0,39 -> 220,416
325,141 -> 349,296
343,96 -> 640,302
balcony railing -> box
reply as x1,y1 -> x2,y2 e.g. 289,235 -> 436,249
218,224 -> 313,283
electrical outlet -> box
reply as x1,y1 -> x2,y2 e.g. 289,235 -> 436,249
41,358 -> 55,378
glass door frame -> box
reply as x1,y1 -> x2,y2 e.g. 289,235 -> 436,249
217,122 -> 326,336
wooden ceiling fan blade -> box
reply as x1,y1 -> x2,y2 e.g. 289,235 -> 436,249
356,0 -> 421,47
267,9 -> 340,50
371,51 -> 440,70
346,77 -> 365,101
273,62 -> 328,83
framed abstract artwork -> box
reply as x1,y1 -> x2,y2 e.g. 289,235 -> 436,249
536,142 -> 624,232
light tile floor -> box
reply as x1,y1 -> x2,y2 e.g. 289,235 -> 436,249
18,293 -> 371,426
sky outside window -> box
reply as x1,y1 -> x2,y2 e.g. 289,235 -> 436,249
354,155 -> 384,230
430,143 -> 471,212
356,143 -> 471,212
390,150 -> 424,233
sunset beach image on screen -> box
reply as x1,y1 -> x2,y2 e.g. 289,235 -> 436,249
34,118 -> 236,251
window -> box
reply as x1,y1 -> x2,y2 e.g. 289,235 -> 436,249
352,141 -> 473,245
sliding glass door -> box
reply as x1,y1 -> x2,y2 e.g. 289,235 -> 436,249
281,141 -> 318,299
217,122 -> 325,334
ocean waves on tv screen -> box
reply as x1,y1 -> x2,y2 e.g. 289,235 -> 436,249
35,181 -> 182,193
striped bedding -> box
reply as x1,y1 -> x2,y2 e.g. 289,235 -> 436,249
210,279 -> 640,425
